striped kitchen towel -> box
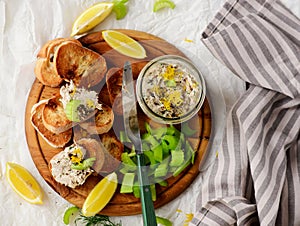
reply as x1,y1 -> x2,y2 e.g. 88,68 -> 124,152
191,0 -> 300,225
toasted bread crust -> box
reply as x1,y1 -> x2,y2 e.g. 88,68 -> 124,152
31,100 -> 72,148
54,42 -> 107,87
46,38 -> 81,60
42,96 -> 74,134
106,67 -> 123,115
79,104 -> 114,135
34,58 -> 63,87
100,130 -> 123,173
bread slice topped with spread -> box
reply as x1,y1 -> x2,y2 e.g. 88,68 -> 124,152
31,36 -> 125,189
49,138 -> 107,188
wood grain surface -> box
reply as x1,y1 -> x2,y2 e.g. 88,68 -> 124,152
25,29 -> 212,216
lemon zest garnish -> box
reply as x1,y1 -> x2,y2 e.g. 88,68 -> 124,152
86,99 -> 95,108
161,98 -> 171,111
184,213 -> 194,226
184,38 -> 194,43
162,65 -> 176,80
176,209 -> 183,213
70,86 -> 76,97
71,148 -> 83,163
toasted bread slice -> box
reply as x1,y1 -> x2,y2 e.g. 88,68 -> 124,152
31,100 -> 72,148
54,42 -> 107,87
106,67 -> 123,115
75,138 -> 106,173
42,96 -> 74,134
34,58 -> 63,87
37,38 -> 81,58
99,130 -> 123,173
46,38 -> 81,60
79,104 -> 114,135
35,38 -> 82,87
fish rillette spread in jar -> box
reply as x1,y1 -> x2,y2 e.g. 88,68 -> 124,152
137,55 -> 206,124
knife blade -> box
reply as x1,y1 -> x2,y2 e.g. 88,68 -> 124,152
122,61 -> 157,226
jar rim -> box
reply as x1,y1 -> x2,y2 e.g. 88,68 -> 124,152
136,55 -> 206,124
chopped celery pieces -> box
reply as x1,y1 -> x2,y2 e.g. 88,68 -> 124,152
156,216 -> 173,226
118,122 -> 197,199
120,173 -> 135,193
154,160 -> 169,178
169,150 -> 184,167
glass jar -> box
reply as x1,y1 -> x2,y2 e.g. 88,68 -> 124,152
136,55 -> 206,124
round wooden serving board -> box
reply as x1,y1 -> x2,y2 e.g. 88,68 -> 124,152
25,29 -> 212,216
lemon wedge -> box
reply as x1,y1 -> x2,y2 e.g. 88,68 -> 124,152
6,162 -> 43,204
102,30 -> 147,59
71,2 -> 114,36
82,172 -> 118,217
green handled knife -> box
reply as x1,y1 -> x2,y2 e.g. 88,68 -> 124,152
122,61 -> 157,226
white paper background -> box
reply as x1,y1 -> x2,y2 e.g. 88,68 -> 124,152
0,0 -> 298,225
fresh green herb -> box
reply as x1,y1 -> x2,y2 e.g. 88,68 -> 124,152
75,213 -> 122,226
63,207 -> 121,226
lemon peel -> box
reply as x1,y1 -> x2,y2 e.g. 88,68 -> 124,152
102,30 -> 147,59
6,162 -> 43,204
82,172 -> 118,217
71,2 -> 114,36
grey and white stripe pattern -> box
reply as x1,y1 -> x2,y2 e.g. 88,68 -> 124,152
191,0 -> 300,225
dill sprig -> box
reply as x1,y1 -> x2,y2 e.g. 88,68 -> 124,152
75,213 -> 122,226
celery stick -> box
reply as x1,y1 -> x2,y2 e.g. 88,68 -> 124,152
161,140 -> 169,156
154,161 -> 169,178
143,150 -> 156,164
153,145 -> 163,162
144,122 -> 152,134
166,124 -> 179,136
182,122 -> 197,136
185,140 -> 195,164
173,159 -> 191,177
120,173 -> 135,193
169,150 -> 184,167
162,135 -> 179,150
143,134 -> 160,149
155,178 -> 168,187
121,152 -> 136,166
156,216 -> 173,226
119,163 -> 136,174
152,127 -> 167,140
151,184 -> 156,201
133,181 -> 140,198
